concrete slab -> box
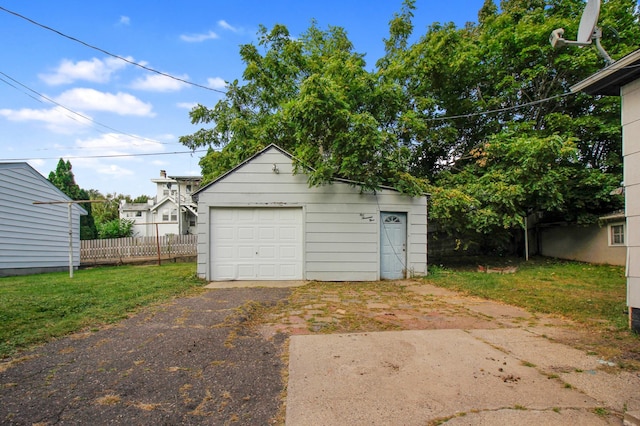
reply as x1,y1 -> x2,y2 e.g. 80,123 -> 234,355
286,330 -> 608,426
204,280 -> 308,289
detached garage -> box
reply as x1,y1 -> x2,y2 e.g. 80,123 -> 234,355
193,144 -> 427,282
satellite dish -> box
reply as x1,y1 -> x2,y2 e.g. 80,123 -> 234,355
577,0 -> 600,43
549,0 -> 614,65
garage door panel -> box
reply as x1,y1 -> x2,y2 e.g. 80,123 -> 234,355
237,246 -> 255,260
259,227 -> 276,240
238,264 -> 255,277
280,264 -> 297,279
259,246 -> 276,259
211,208 -> 302,281
216,247 -> 234,259
280,246 -> 297,260
237,227 -> 254,240
279,227 -> 297,240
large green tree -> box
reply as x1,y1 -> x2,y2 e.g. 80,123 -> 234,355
377,0 -> 636,249
48,159 -> 97,240
181,0 -> 638,253
180,23 -> 422,195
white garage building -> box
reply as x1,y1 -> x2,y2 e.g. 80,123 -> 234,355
193,144 -> 428,282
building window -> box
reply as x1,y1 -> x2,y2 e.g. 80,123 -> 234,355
135,211 -> 142,217
163,189 -> 169,197
609,223 -> 625,246
170,209 -> 178,221
162,210 -> 170,221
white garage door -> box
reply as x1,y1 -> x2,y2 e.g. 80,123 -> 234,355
210,207 -> 303,280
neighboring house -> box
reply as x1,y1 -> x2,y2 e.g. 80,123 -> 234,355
193,144 -> 428,282
120,170 -> 201,237
571,48 -> 640,332
0,162 -> 87,277
536,211 -> 626,266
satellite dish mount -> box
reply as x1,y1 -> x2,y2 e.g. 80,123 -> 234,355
549,0 -> 614,65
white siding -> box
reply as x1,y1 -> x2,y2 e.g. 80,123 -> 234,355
195,146 -> 427,281
0,163 -> 84,276
623,80 -> 640,312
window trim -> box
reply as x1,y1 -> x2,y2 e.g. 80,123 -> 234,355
608,222 -> 625,246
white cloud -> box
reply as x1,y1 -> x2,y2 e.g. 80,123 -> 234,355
207,77 -> 226,90
130,74 -> 189,92
55,88 -> 155,116
119,16 -> 130,26
180,30 -> 218,42
218,20 -> 238,32
76,132 -> 164,154
176,102 -> 197,110
53,133 -> 165,187
0,106 -> 90,134
39,57 -> 130,85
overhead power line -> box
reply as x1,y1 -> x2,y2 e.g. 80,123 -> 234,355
2,150 -> 208,162
0,5 -> 226,94
427,92 -> 574,122
0,70 -> 178,147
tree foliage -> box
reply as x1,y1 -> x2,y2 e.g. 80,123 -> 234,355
180,0 -> 638,252
181,23 -> 422,194
48,159 -> 97,240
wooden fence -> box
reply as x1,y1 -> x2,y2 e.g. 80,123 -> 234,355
81,235 -> 197,263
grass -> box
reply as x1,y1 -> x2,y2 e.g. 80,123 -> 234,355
426,257 -> 628,329
0,263 -> 205,359
426,256 -> 640,369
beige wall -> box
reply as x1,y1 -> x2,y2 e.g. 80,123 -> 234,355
539,223 -> 626,266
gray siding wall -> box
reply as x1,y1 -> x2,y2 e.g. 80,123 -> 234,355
196,148 -> 427,281
0,163 -> 82,276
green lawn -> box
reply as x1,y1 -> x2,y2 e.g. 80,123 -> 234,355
0,263 -> 205,359
1,258 -> 634,362
426,257 -> 629,330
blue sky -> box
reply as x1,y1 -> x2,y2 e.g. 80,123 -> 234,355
0,0 -> 485,197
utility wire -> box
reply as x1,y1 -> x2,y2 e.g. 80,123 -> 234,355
2,150 -> 208,162
427,92 -> 574,122
0,70 -> 178,147
0,5 -> 227,94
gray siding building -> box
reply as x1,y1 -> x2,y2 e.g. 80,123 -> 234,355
0,162 -> 86,277
193,145 -> 428,282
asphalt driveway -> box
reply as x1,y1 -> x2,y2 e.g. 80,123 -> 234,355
0,287 -> 291,425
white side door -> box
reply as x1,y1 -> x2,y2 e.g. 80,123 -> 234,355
380,212 -> 407,280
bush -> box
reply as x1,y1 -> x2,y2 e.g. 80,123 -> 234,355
97,218 -> 135,239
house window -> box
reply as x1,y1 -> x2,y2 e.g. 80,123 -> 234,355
162,210 -> 170,221
609,223 -> 625,246
170,209 -> 178,221
163,189 -> 169,197
135,211 -> 142,217
189,219 -> 196,227
186,185 -> 192,193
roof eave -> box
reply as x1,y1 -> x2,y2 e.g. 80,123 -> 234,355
571,49 -> 640,96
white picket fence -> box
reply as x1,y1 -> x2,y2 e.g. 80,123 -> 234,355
81,235 -> 197,263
